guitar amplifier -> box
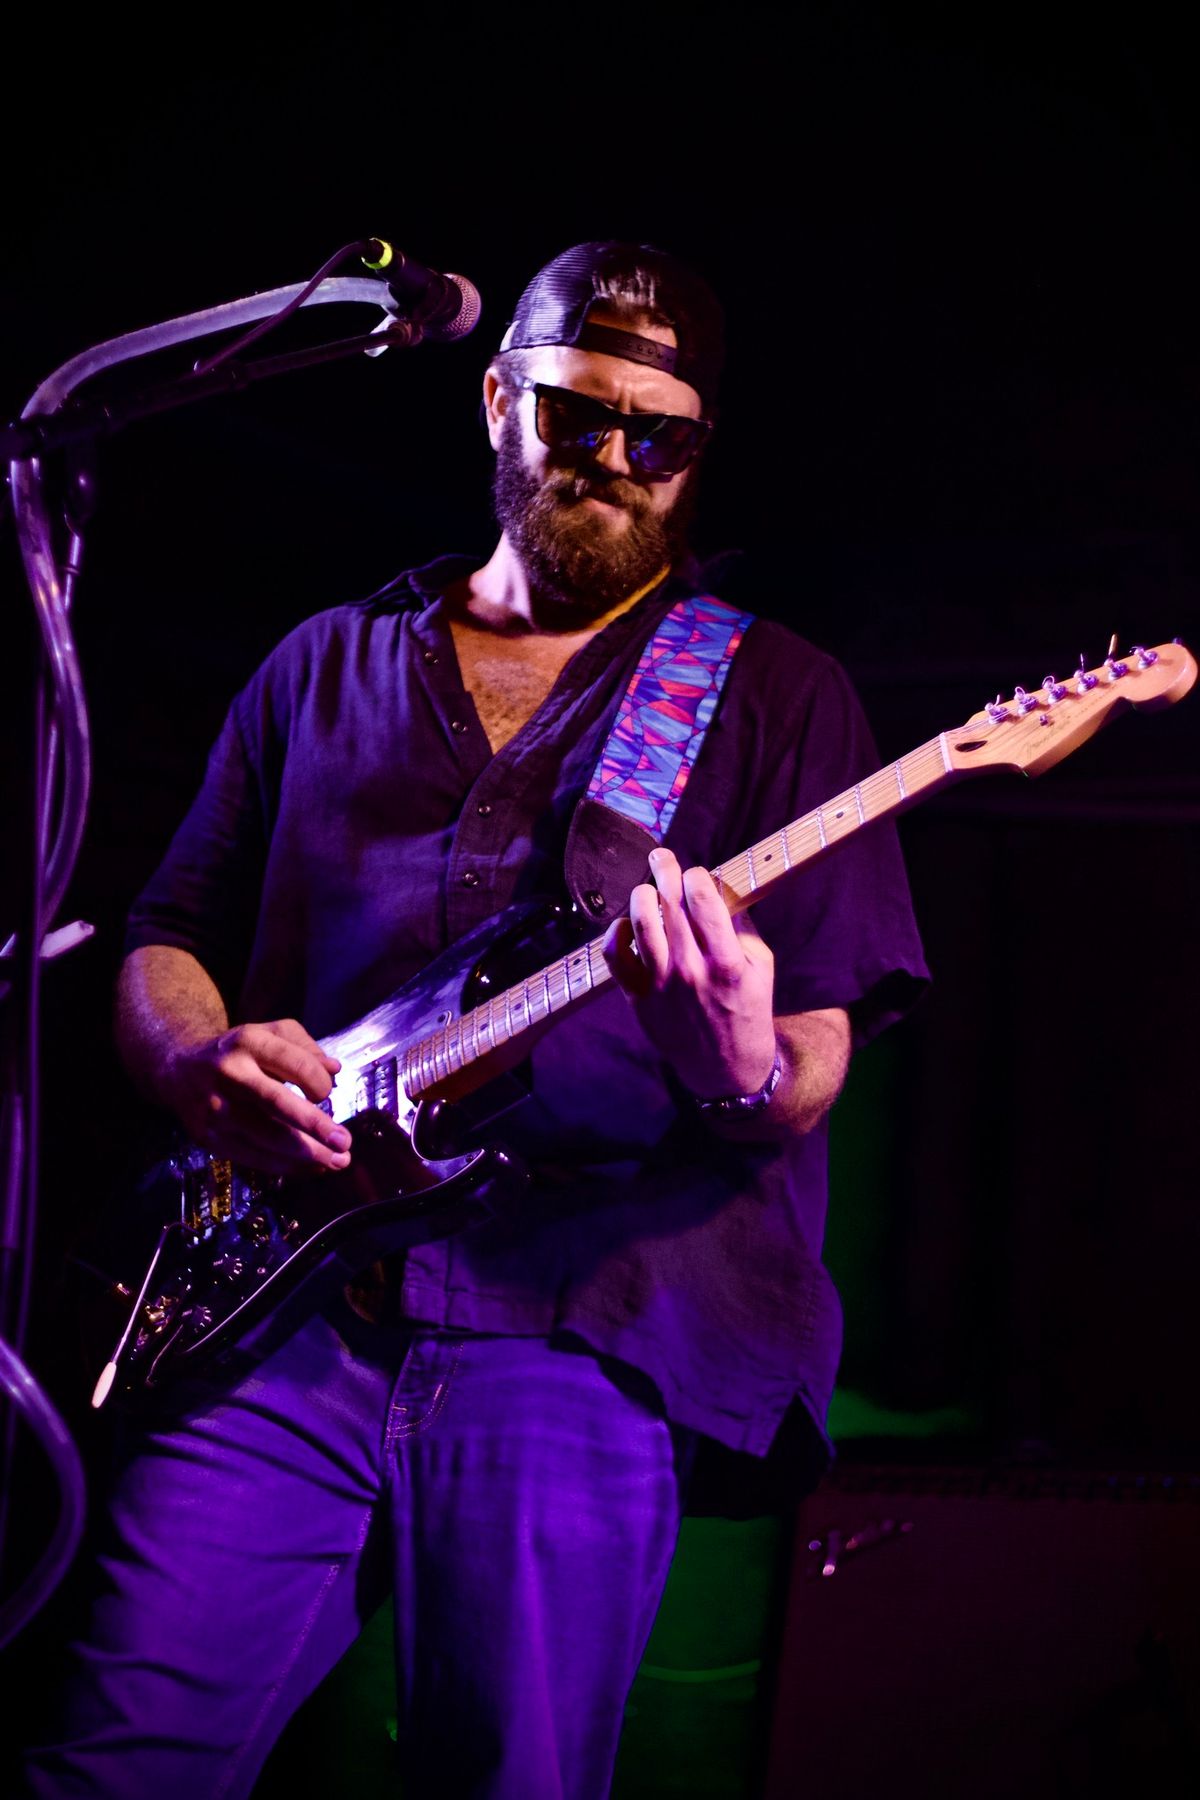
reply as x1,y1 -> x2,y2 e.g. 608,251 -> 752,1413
765,1463 -> 1200,1799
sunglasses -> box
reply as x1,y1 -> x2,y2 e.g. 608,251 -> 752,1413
514,378 -> 712,478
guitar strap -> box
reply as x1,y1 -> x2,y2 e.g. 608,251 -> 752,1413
564,593 -> 755,927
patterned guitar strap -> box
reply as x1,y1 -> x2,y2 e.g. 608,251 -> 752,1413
564,593 -> 756,926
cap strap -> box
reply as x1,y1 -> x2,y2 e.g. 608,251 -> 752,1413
573,320 -> 680,376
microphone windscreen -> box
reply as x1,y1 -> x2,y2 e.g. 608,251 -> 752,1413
438,273 -> 482,341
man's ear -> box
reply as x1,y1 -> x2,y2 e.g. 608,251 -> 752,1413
482,367 -> 508,450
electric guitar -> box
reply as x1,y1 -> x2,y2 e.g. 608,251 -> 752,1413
93,639 -> 1197,1406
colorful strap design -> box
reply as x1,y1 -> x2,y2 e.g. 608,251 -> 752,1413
587,594 -> 755,838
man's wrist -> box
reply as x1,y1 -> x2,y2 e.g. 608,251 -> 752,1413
689,1046 -> 784,1119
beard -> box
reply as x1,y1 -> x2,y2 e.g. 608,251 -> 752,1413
491,414 -> 698,621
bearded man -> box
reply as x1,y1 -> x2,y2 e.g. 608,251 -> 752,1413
24,242 -> 927,1799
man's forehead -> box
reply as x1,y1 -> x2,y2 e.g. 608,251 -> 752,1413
517,341 -> 705,417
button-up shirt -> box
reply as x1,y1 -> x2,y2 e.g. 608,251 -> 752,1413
127,556 -> 928,1459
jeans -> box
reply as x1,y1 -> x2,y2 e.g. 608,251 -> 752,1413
23,1301 -> 694,1799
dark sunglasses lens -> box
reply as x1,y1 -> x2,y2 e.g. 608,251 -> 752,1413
626,418 -> 708,475
536,388 -> 610,452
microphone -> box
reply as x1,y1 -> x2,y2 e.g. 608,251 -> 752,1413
362,239 -> 481,341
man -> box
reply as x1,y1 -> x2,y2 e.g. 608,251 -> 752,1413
25,241 -> 927,1797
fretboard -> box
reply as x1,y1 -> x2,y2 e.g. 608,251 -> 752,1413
401,733 -> 953,1101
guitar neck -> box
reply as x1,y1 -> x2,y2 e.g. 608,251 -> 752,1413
401,734 -> 954,1102
709,734 -> 952,912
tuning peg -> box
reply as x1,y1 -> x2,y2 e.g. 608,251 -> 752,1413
985,694 -> 1010,722
1075,655 -> 1099,694
1104,654 -> 1129,681
1013,685 -> 1040,714
1131,646 -> 1158,669
1041,675 -> 1067,702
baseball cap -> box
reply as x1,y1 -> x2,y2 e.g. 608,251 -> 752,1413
498,241 -> 725,413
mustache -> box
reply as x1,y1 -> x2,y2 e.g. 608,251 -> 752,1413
545,468 -> 648,514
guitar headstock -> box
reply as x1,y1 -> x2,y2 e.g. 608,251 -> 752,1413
944,641 -> 1197,778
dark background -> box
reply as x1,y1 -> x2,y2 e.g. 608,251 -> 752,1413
3,0 -> 1198,1602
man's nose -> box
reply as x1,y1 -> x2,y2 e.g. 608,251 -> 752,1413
588,426 -> 633,477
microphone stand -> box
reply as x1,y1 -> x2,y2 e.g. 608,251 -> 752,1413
0,259 -> 434,1647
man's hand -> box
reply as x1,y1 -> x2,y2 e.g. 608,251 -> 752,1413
602,847 -> 851,1137
162,1019 -> 352,1176
602,846 -> 779,1100
117,947 -> 354,1176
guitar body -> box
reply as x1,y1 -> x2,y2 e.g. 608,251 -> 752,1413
103,898 -> 585,1401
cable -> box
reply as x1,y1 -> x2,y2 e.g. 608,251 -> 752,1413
0,1335 -> 86,1650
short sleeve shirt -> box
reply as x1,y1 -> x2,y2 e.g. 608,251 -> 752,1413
127,557 -> 929,1456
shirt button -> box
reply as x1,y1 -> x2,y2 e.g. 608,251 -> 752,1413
423,650 -> 439,665
450,719 -> 468,734
462,870 -> 480,888
476,802 -> 492,817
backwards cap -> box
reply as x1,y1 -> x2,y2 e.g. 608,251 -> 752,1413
498,241 -> 724,413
